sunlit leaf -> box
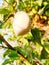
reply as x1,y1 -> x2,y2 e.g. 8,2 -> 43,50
2,59 -> 12,65
38,7 -> 44,15
0,0 -> 49,65
2,21 -> 12,28
45,10 -> 49,16
0,8 -> 10,14
36,0 -> 43,6
42,41 -> 49,53
45,59 -> 49,65
24,32 -> 33,41
9,0 -> 15,5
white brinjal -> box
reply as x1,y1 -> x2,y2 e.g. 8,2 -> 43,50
12,11 -> 31,35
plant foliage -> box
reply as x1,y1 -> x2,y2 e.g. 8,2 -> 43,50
0,0 -> 49,65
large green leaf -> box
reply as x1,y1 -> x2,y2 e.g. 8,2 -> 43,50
3,49 -> 19,60
0,8 -> 10,14
31,28 -> 42,44
8,50 -> 19,60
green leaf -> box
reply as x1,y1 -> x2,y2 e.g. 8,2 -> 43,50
45,59 -> 49,65
3,50 -> 9,57
36,0 -> 43,7
44,4 -> 49,11
9,0 -> 15,5
0,8 -> 10,14
25,0 -> 30,5
2,21 -> 12,28
31,28 -> 42,44
45,10 -> 49,16
40,48 -> 48,59
4,0 -> 15,5
18,2 -> 23,10
2,59 -> 11,65
0,21 -> 3,28
3,49 -> 19,60
47,0 -> 49,2
0,39 -> 2,44
44,4 -> 49,16
24,32 -> 33,41
38,7 -> 44,15
42,41 -> 49,53
16,46 -> 27,57
3,14 -> 9,20
8,50 -> 19,60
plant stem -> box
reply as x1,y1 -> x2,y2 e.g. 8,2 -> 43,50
0,34 -> 15,50
4,14 -> 14,22
0,34 -> 43,65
